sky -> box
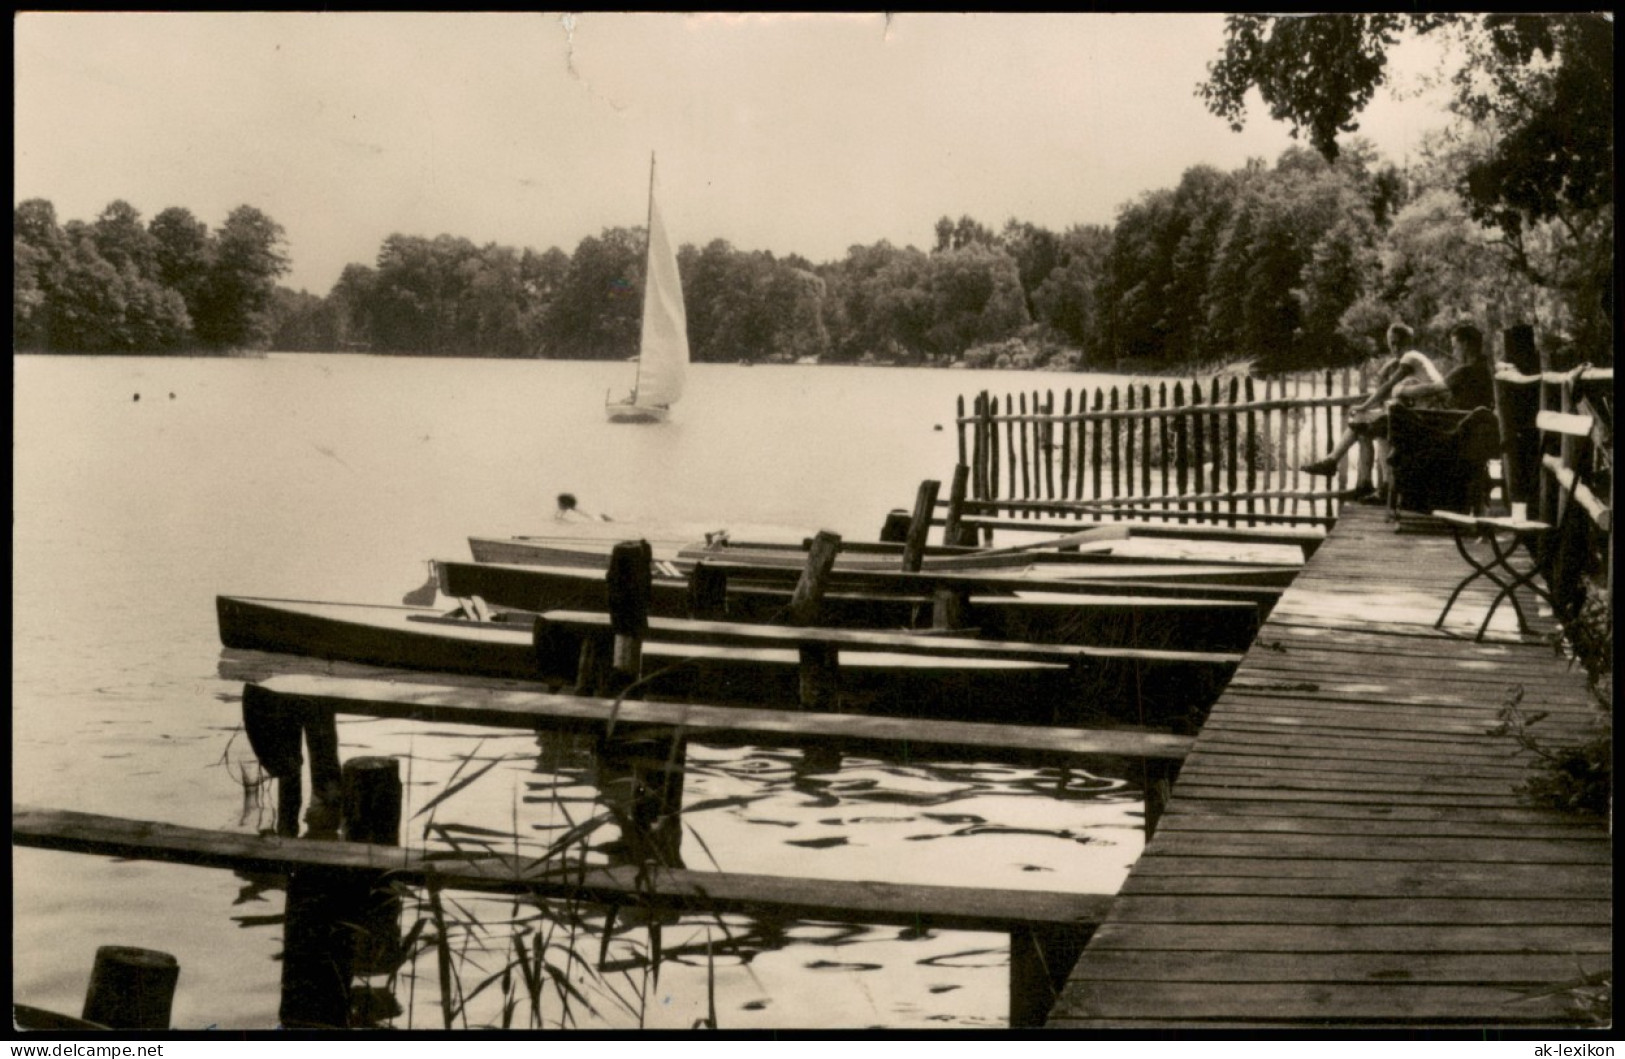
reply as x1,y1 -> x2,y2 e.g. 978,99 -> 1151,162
15,12 -> 1459,295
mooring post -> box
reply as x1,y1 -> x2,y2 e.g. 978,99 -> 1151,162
942,463 -> 972,546
789,531 -> 843,709
81,946 -> 179,1030
343,757 -> 404,1025
787,530 -> 841,626
606,540 -> 652,696
303,704 -> 344,835
931,585 -> 969,631
901,480 -> 941,572
878,509 -> 911,543
687,560 -> 728,620
343,757 -> 403,976
1008,925 -> 1092,1029
1142,757 -> 1179,840
241,682 -> 305,838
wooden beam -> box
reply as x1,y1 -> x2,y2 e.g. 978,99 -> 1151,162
1541,455 -> 1612,532
13,806 -> 1113,936
243,675 -> 1195,763
537,609 -> 1242,667
945,517 -> 1327,553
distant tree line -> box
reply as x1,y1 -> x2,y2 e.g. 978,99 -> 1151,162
18,17 -> 1606,371
260,134 -> 1577,373
14,199 -> 290,353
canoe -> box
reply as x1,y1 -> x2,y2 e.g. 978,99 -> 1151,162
434,559 -> 1263,651
215,595 -> 1088,724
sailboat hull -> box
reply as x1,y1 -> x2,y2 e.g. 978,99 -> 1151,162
606,400 -> 669,424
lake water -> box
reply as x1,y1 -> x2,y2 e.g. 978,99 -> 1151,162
12,353 -> 1153,1030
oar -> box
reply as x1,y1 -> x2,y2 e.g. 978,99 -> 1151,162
966,524 -> 1130,560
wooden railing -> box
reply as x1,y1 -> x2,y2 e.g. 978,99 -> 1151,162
1495,364 -> 1613,618
956,369 -> 1372,528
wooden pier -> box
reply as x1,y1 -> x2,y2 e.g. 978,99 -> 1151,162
1048,502 -> 1612,1029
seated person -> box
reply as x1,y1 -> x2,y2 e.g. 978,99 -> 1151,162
1300,322 -> 1444,500
1381,323 -> 1499,515
1392,322 -> 1493,413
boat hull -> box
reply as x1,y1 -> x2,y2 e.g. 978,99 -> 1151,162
606,401 -> 669,424
215,595 -> 1082,724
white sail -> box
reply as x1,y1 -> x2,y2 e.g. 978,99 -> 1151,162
632,168 -> 688,409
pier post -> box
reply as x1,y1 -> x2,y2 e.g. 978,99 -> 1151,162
343,757 -> 403,975
931,586 -> 969,631
879,509 -> 911,543
1142,757 -> 1179,840
81,946 -> 179,1030
1008,925 -> 1091,1029
790,531 -> 843,708
787,530 -> 841,626
942,463 -> 973,547
343,756 -> 404,1025
687,560 -> 728,620
902,480 -> 941,572
606,540 -> 652,696
242,682 -> 305,838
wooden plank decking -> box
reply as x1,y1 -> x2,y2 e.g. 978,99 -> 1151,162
1050,503 -> 1612,1029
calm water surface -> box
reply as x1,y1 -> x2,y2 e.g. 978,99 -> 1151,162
12,354 -> 1149,1029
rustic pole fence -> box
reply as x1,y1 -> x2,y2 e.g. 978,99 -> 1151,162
959,371 -> 1365,529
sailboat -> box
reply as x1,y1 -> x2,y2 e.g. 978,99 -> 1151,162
607,154 -> 689,424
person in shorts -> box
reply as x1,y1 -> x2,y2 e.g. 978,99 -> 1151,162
1300,323 -> 1445,500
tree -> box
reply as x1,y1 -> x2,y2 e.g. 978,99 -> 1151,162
148,206 -> 214,323
1000,220 -> 1061,319
1199,13 -> 1613,360
1031,224 -> 1111,357
1198,14 -> 1452,161
194,205 -> 289,348
91,200 -> 159,279
539,227 -> 644,359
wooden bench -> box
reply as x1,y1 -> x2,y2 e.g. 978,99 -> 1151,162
14,804 -> 1111,1028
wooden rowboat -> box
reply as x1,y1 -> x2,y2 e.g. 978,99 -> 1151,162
215,595 -> 1087,723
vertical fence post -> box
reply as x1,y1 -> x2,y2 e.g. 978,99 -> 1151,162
956,394 -> 966,470
1150,386 -> 1163,523
1158,383 -> 1170,521
1190,381 -> 1206,521
1018,392 -> 1031,518
1004,394 -> 1017,519
1244,376 -> 1257,526
1209,378 -> 1223,522
1323,370 -> 1337,520
1061,389 -> 1074,500
1090,388 -> 1104,518
1226,377 -> 1240,527
1173,383 -> 1188,524
1306,374 -> 1320,522
1108,387 -> 1121,509
981,396 -> 994,513
1073,388 -> 1087,502
1043,390 -> 1056,505
1123,385 -> 1136,511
